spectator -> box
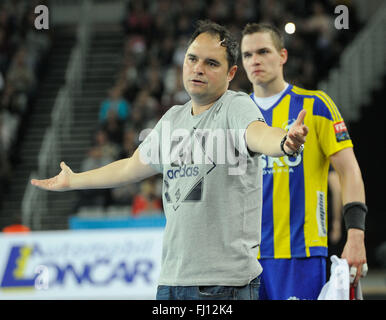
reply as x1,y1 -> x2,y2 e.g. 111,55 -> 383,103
7,47 -> 35,93
301,1 -> 336,77
174,15 -> 193,39
5,46 -> 36,115
119,54 -> 140,102
132,179 -> 162,216
0,103 -> 18,152
206,0 -> 231,24
129,106 -> 146,132
132,89 -> 159,122
111,182 -> 139,207
91,129 -> 120,161
172,36 -> 188,67
157,35 -> 175,66
99,85 -> 130,123
73,129 -> 119,211
119,127 -> 138,159
124,34 -> 147,66
146,67 -> 164,101
122,0 -> 153,37
101,108 -> 124,145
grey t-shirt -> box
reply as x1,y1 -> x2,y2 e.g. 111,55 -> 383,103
139,90 -> 265,286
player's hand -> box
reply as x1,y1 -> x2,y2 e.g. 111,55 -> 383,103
284,109 -> 308,154
31,161 -> 74,191
341,229 -> 367,287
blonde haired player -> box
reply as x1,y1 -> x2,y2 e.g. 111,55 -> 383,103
241,23 -> 367,300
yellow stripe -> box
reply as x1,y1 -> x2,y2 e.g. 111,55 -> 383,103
292,86 -> 342,122
272,95 -> 291,258
302,98 -> 329,255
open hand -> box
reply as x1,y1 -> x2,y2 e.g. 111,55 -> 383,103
31,161 -> 74,191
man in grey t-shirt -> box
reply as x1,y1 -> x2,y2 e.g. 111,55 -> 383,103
31,21 -> 308,300
139,90 -> 265,288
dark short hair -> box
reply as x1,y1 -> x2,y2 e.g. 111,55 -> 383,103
242,23 -> 284,52
188,20 -> 239,69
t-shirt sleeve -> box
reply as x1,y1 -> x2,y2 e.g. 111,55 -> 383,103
138,114 -> 167,174
313,93 -> 353,158
227,93 -> 265,130
226,93 -> 266,156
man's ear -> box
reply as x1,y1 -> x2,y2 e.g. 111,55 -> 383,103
280,48 -> 288,66
228,65 -> 238,82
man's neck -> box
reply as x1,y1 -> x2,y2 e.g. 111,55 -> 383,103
191,93 -> 224,116
192,102 -> 213,116
253,78 -> 287,98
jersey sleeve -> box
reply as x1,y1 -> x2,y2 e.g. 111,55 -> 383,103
312,92 -> 353,158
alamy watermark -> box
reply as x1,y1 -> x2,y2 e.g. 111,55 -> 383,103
34,5 -> 49,30
334,5 -> 349,30
33,4 -> 349,31
138,123 -> 251,176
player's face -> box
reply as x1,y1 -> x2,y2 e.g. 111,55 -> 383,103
241,32 -> 287,86
183,32 -> 237,107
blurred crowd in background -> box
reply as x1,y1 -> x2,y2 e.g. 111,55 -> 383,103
0,0 -> 50,207
1,0 -> 362,216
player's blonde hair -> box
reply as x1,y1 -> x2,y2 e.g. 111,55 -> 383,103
242,23 -> 284,52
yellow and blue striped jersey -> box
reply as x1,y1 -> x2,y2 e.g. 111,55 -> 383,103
251,85 -> 353,259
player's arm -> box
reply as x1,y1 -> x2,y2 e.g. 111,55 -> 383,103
330,148 -> 365,204
330,147 -> 367,286
328,170 -> 343,244
245,109 -> 308,157
31,148 -> 158,192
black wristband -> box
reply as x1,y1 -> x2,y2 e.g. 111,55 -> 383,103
343,202 -> 367,231
280,134 -> 304,157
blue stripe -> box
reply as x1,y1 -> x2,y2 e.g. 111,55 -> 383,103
288,97 -> 306,257
259,108 -> 272,126
312,97 -> 333,120
260,170 -> 274,257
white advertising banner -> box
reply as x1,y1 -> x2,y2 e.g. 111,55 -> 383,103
0,228 -> 164,300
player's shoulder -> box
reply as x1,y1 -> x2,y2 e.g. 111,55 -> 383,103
290,85 -> 332,101
291,85 -> 342,122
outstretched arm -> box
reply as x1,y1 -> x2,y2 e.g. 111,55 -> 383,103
31,148 -> 158,191
246,109 -> 308,157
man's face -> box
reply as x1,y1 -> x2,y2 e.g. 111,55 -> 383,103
183,32 -> 237,106
241,32 -> 287,86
